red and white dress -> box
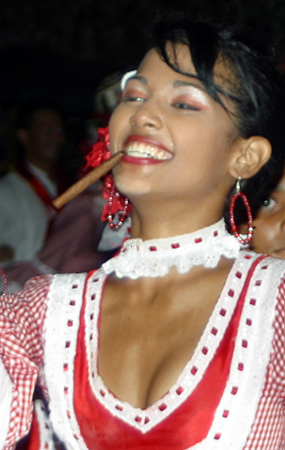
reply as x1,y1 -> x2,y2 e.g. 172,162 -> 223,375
1,223 -> 285,449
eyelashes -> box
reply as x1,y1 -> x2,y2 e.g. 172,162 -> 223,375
171,101 -> 201,111
118,92 -> 202,111
119,80 -> 205,111
117,95 -> 146,104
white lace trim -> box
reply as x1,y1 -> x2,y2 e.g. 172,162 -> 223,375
102,219 -> 241,279
44,273 -> 88,450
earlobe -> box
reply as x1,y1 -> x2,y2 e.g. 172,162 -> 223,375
230,136 -> 272,179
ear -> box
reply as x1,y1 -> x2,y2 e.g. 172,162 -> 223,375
229,136 -> 272,179
16,129 -> 29,147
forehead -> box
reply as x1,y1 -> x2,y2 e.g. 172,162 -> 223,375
138,44 -> 196,77
137,44 -> 236,93
32,109 -> 62,125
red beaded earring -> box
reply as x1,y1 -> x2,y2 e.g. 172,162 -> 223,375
107,186 -> 130,230
229,177 -> 253,245
85,127 -> 131,230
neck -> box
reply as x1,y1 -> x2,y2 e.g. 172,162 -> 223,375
130,198 -> 225,240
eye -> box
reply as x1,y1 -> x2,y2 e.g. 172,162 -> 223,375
171,96 -> 201,111
119,86 -> 146,104
261,197 -> 277,209
120,95 -> 146,103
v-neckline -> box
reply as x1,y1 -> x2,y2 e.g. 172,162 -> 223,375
84,255 -> 248,432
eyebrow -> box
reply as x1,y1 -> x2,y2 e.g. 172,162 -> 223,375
127,76 -> 205,91
173,80 -> 205,91
128,75 -> 147,85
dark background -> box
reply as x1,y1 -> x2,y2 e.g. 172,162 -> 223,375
0,0 -> 285,116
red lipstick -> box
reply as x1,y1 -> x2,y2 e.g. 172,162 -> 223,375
122,135 -> 172,165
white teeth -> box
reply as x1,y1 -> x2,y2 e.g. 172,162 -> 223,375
127,149 -> 151,158
125,141 -> 170,160
157,151 -> 166,159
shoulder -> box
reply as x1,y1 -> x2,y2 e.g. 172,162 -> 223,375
44,272 -> 89,319
0,171 -> 35,208
48,272 -> 88,291
0,171 -> 25,190
2,275 -> 53,335
251,252 -> 285,285
235,251 -> 285,308
237,250 -> 285,273
16,274 -> 53,305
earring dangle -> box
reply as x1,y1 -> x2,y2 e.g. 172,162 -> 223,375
107,186 -> 129,230
84,127 -> 131,231
229,177 -> 253,245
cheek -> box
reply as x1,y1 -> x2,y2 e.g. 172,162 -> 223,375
109,107 -> 129,148
108,116 -> 118,151
175,117 -> 231,151
251,218 -> 277,254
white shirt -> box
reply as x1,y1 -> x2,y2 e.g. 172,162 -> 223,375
0,171 -> 51,264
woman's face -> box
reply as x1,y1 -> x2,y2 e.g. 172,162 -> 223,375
251,174 -> 285,258
109,44 -> 240,211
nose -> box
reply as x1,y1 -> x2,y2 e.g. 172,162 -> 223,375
129,100 -> 163,129
49,127 -> 65,145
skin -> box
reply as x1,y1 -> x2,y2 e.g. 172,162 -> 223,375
109,45 -> 244,239
17,108 -> 66,177
98,45 -> 271,409
250,173 -> 285,258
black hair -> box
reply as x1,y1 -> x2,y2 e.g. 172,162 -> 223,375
16,100 -> 64,130
152,18 -> 285,225
14,100 -> 65,166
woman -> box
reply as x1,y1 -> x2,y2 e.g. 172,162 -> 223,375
1,18 -> 285,450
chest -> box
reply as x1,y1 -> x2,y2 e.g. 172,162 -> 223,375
98,264 -> 238,408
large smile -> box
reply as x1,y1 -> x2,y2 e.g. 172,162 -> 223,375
123,136 -> 172,161
125,142 -> 171,160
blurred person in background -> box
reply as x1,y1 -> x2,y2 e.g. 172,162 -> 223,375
4,181 -> 112,292
0,102 -> 66,266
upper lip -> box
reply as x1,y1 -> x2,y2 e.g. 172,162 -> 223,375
123,135 -> 173,159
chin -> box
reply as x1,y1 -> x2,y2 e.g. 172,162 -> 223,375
115,177 -> 152,198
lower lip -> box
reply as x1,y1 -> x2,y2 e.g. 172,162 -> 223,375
122,154 -> 168,165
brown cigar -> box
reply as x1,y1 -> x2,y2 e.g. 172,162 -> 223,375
53,151 -> 124,209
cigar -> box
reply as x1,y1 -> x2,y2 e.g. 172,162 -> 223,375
53,151 -> 124,209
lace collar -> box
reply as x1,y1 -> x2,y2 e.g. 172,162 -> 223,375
102,219 -> 242,279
